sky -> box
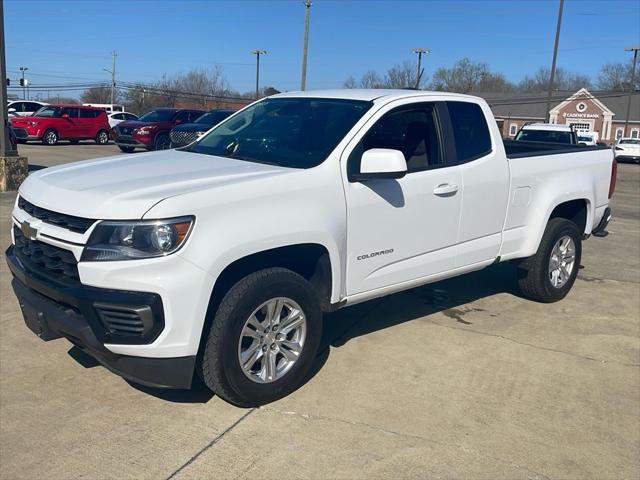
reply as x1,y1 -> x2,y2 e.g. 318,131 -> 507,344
4,0 -> 640,99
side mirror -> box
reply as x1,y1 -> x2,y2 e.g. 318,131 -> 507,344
352,148 -> 407,181
61,113 -> 70,119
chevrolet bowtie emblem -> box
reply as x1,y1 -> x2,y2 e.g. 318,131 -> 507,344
20,221 -> 38,240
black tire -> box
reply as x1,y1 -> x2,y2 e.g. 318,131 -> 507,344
200,268 -> 323,407
517,218 -> 582,303
95,130 -> 109,145
118,146 -> 135,153
154,133 -> 171,150
42,129 -> 58,145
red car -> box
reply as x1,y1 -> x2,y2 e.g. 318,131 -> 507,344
112,108 -> 205,152
10,105 -> 111,146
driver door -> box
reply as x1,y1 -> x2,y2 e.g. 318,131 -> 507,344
342,101 -> 462,296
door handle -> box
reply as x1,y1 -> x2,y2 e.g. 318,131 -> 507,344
433,183 -> 459,196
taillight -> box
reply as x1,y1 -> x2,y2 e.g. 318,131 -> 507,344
609,159 -> 617,199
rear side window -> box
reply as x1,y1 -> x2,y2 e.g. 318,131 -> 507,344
62,107 -> 80,118
80,109 -> 99,118
446,102 -> 491,163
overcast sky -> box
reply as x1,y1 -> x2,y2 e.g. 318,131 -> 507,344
4,0 -> 640,96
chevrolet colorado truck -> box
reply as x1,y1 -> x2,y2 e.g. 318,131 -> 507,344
6,90 -> 616,407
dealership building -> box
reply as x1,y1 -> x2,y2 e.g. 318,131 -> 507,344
483,88 -> 640,144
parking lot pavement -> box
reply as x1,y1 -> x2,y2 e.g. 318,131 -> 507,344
1,146 -> 638,479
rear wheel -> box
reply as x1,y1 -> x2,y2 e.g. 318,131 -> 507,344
118,146 -> 135,153
200,268 -> 322,407
95,130 -> 109,145
42,129 -> 58,145
154,133 -> 171,150
517,218 -> 582,303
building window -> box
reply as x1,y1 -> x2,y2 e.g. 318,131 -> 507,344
632,129 -> 639,139
569,122 -> 591,133
615,128 -> 624,140
509,123 -> 518,136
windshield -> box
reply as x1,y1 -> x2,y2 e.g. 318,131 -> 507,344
515,129 -> 575,144
33,106 -> 61,117
186,98 -> 372,168
195,111 -> 232,125
620,139 -> 640,145
138,110 -> 176,122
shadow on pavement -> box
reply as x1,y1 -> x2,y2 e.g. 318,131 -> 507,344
66,262 -> 522,405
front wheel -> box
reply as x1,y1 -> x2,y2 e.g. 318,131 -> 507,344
517,218 -> 582,303
95,130 -> 109,145
42,129 -> 58,145
154,133 -> 171,150
200,268 -> 322,407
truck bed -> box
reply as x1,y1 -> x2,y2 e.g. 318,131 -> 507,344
503,139 -> 610,159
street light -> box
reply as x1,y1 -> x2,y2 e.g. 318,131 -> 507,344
19,66 -> 28,100
623,45 -> 639,137
412,48 -> 430,89
251,49 -> 267,99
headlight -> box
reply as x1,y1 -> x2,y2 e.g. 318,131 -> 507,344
28,121 -> 39,126
81,217 -> 194,262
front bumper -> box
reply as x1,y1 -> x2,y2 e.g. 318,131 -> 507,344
114,135 -> 150,149
11,127 -> 40,141
615,154 -> 640,163
6,245 -> 196,389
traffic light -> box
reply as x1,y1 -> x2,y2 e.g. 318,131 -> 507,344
19,78 -> 24,87
5,78 -> 9,86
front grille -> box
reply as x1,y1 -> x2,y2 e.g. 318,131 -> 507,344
18,197 -> 95,233
12,127 -> 28,139
170,130 -> 201,146
118,126 -> 133,136
13,227 -> 79,284
94,303 -> 153,337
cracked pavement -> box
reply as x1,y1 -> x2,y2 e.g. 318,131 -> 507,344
1,144 -> 638,479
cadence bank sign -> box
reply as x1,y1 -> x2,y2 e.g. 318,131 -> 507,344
563,112 -> 600,119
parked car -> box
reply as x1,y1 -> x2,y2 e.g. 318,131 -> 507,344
107,111 -> 138,129
10,105 -> 111,145
7,100 -> 48,117
169,109 -> 235,148
614,138 -> 640,163
577,132 -> 598,146
112,108 -> 205,152
7,90 -> 615,407
515,123 -> 578,144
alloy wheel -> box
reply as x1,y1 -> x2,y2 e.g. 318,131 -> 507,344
237,297 -> 307,384
548,235 -> 576,288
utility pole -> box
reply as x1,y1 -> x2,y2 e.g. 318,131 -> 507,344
1,0 -> 17,156
19,66 -> 28,100
103,50 -> 117,106
623,45 -> 639,137
545,0 -> 564,122
251,49 -> 266,99
412,48 -> 430,89
300,0 -> 311,91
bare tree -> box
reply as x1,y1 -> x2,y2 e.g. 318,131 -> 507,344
42,96 -> 80,104
429,58 -> 512,93
383,60 -> 416,89
343,76 -> 358,89
81,85 -> 119,104
518,67 -> 591,92
597,61 -> 638,92
360,70 -> 383,88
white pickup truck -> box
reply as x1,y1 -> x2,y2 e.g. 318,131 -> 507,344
7,90 -> 616,407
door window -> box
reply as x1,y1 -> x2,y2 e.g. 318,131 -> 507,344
446,101 -> 492,163
62,107 -> 80,118
350,103 -> 444,176
79,109 -> 98,118
175,111 -> 192,124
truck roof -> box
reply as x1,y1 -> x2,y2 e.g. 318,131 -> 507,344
273,89 -> 482,103
521,123 -> 573,132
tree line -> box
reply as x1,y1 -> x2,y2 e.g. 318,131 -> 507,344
343,57 -> 639,94
72,58 -> 638,115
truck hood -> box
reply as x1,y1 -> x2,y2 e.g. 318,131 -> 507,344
19,150 -> 289,220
